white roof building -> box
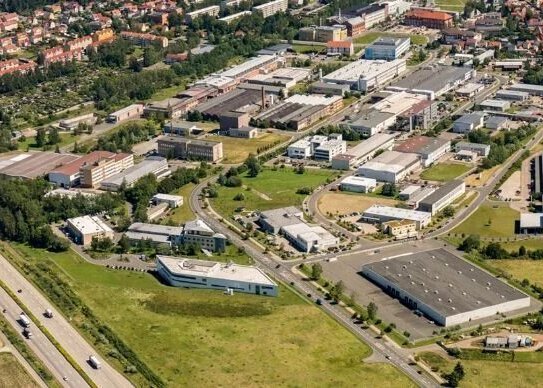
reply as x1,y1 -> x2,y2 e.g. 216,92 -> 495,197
340,176 -> 377,193
357,150 -> 420,183
362,204 -> 431,229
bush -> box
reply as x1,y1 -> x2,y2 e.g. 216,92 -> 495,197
225,176 -> 242,187
233,192 -> 245,201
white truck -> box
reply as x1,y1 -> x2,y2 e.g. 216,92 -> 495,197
44,309 -> 53,318
88,355 -> 101,369
19,313 -> 30,328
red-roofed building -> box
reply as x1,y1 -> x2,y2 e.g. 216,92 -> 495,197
327,40 -> 354,56
404,9 -> 453,29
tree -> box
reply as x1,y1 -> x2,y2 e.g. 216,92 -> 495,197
367,302 -> 378,321
459,234 -> 480,252
445,362 -> 465,387
381,183 -> 398,197
48,127 -> 61,145
484,242 -> 508,260
233,192 -> 245,201
311,263 -> 323,280
225,176 -> 242,187
519,245 -> 527,256
330,280 -> 344,302
118,234 -> 130,253
36,127 -> 46,147
442,205 -> 455,217
245,154 -> 260,177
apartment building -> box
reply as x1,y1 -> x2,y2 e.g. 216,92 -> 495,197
80,153 -> 134,188
157,136 -> 223,162
357,3 -> 387,29
253,0 -> 288,18
120,31 -> 168,48
185,5 -> 220,22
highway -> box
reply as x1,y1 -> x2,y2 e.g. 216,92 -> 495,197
0,286 -> 88,387
0,253 -> 133,388
189,180 -> 438,388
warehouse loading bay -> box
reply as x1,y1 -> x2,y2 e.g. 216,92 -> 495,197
320,244 -> 541,340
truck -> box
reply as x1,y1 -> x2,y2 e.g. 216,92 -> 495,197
23,328 -> 32,339
44,309 -> 53,318
19,314 -> 30,328
88,355 -> 101,369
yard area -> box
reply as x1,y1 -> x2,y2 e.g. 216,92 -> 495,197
12,244 -> 415,388
418,351 -> 543,387
145,84 -> 185,102
208,133 -> 291,164
452,202 -> 519,238
435,0 -> 467,11
420,163 -> 472,182
491,259 -> 543,288
317,191 -> 398,217
211,167 -> 337,216
161,182 -> 197,225
17,132 -> 81,151
0,353 -> 38,388
353,32 -> 428,46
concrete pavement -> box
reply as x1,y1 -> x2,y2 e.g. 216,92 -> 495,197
0,253 -> 133,388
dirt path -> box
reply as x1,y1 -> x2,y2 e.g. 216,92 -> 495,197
243,185 -> 272,200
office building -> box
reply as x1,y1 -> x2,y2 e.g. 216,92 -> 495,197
100,156 -> 170,192
383,219 -> 417,239
66,215 -> 114,246
287,134 -> 346,160
340,176 -> 377,193
156,256 -> 278,296
357,3 -> 387,29
79,153 -> 134,188
365,37 -> 410,60
357,150 -> 420,182
362,249 -> 531,326
126,223 -> 183,247
418,180 -> 465,215
316,25 -> 347,42
362,204 -> 431,229
152,193 -> 183,208
182,219 -> 227,252
322,58 -> 406,92
157,136 -> 223,162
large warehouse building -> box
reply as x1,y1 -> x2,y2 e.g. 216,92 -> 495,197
322,58 -> 407,92
357,150 -> 420,182
156,256 -> 278,296
362,249 -> 531,326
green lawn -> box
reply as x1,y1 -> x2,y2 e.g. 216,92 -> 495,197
12,244 -> 414,388
491,259 -> 543,288
420,163 -> 472,182
211,167 -> 337,216
292,44 -> 326,54
452,202 -> 519,238
161,183 -> 197,225
500,239 -> 543,252
435,0 -> 467,11
418,351 -> 543,387
146,84 -> 185,102
17,132 -> 81,151
354,32 -> 428,46
209,133 -> 292,164
0,353 -> 38,388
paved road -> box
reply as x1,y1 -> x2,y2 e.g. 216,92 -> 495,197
0,253 -> 133,388
0,287 -> 87,387
189,181 -> 438,387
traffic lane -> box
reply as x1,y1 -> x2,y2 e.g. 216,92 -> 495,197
0,254 -> 133,388
0,287 -> 87,388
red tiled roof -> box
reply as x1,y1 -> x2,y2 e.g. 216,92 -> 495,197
327,40 -> 353,48
406,9 -> 453,21
50,151 -> 115,176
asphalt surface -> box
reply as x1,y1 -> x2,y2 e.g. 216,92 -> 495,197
0,286 -> 87,387
0,253 -> 133,388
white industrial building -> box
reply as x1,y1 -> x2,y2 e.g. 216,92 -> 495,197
106,104 -> 144,123
452,113 -> 485,133
287,134 -> 346,161
418,180 -> 465,215
357,150 -> 420,183
66,215 -> 114,246
361,204 -> 431,229
479,99 -> 510,112
362,249 -> 531,326
340,176 -> 377,193
395,136 -> 451,167
100,156 -> 170,192
152,193 -> 183,208
455,142 -> 490,157
156,256 -> 278,296
348,111 -> 396,137
322,58 -> 407,92
509,83 -> 543,96
331,133 -> 395,170
364,37 -> 410,60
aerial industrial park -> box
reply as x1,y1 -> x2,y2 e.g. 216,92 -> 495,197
2,0 -> 543,387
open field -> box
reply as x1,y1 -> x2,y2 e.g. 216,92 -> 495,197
17,132 -> 81,151
491,259 -> 543,287
452,202 -> 519,238
317,192 -> 398,217
161,183 -> 197,225
465,165 -> 500,187
353,32 -> 428,45
145,84 -> 185,102
499,239 -> 543,252
435,0 -> 467,11
211,167 -> 337,216
13,244 -> 414,387
0,353 -> 39,388
209,133 -> 291,164
418,351 -> 543,388
420,163 -> 472,182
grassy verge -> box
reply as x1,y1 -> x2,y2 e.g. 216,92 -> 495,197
161,182 -> 197,225
3,243 -> 415,387
420,163 -> 472,181
0,353 -> 40,388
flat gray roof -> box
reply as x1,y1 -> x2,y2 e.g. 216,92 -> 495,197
363,249 -> 529,317
392,65 -> 472,93
418,180 -> 463,206
350,110 -> 395,129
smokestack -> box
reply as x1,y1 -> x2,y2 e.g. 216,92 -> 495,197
261,86 -> 265,110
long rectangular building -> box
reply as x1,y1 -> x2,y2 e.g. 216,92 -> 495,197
361,204 -> 431,229
156,256 -> 278,296
100,156 -> 170,192
362,249 -> 531,326
157,136 -> 223,162
357,150 -> 420,183
417,180 -> 465,215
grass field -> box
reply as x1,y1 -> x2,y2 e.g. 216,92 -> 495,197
14,244 -> 414,387
318,192 -> 398,217
209,133 -> 291,164
420,163 -> 472,182
161,183 -> 197,225
452,202 -> 519,238
291,44 -> 326,54
17,132 -> 81,151
491,259 -> 543,287
418,351 -> 543,387
146,84 -> 185,102
500,239 -> 543,252
435,0 -> 467,11
0,353 -> 38,388
354,32 -> 428,45
211,167 -> 337,216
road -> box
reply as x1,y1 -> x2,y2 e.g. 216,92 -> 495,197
0,253 -> 133,388
189,180 -> 438,387
0,287 -> 88,387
